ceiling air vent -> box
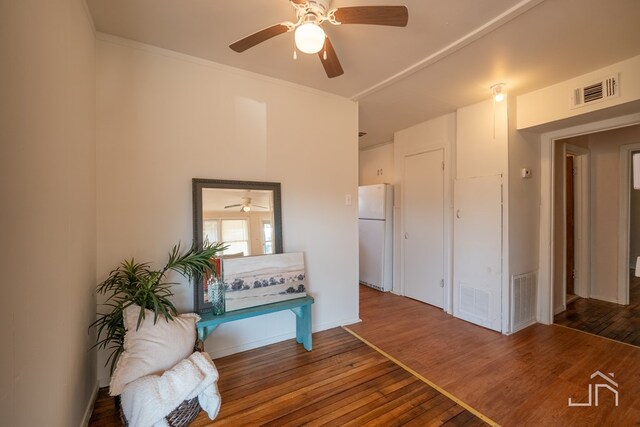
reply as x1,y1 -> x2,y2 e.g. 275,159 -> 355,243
571,74 -> 620,109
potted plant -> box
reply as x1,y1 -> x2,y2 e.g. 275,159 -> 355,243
92,241 -> 226,372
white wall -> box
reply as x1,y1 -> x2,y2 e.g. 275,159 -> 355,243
359,142 -> 394,185
0,1 -> 97,425
517,55 -> 640,130
95,35 -> 359,385
508,94 -> 541,281
587,125 -> 640,302
393,114 -> 456,301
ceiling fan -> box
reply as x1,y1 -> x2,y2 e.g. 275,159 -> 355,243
229,0 -> 408,78
224,197 -> 269,212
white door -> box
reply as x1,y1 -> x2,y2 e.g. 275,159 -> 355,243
403,149 -> 444,308
359,219 -> 385,288
453,175 -> 502,332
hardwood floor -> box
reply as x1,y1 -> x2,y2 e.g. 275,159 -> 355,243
350,285 -> 640,427
554,271 -> 640,346
89,286 -> 640,426
89,327 -> 488,426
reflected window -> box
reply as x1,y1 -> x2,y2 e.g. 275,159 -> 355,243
204,218 -> 250,256
203,219 -> 219,244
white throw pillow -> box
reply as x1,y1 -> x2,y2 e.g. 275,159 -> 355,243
109,304 -> 200,396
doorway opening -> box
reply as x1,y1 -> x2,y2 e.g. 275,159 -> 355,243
565,154 -> 578,305
539,113 -> 640,326
552,127 -> 640,346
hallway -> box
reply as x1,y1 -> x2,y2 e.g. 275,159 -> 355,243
554,271 -> 640,347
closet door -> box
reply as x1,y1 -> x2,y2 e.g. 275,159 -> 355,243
403,149 -> 445,308
453,175 -> 502,331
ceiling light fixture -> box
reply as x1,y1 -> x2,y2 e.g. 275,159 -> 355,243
491,83 -> 506,102
294,20 -> 326,54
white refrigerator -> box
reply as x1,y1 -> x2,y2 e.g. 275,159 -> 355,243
358,184 -> 393,292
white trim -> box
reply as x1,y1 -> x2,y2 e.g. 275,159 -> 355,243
95,33 -> 355,103
80,381 -> 99,427
538,112 -> 640,324
589,294 -> 621,304
561,146 -> 569,312
565,145 -> 591,300
502,128 -> 511,333
559,145 -> 590,311
399,145 -> 453,313
350,0 -> 545,101
618,142 -> 640,305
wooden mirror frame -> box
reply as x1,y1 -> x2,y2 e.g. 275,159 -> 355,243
192,178 -> 283,313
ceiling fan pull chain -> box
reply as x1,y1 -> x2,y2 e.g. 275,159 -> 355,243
323,36 -> 328,60
293,38 -> 298,60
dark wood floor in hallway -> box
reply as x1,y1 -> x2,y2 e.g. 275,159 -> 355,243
89,327 -> 488,426
554,271 -> 640,346
350,285 -> 640,427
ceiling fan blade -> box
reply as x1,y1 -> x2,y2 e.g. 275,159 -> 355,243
318,37 -> 344,78
229,24 -> 290,53
224,204 -> 242,209
332,6 -> 408,27
253,205 -> 269,209
290,0 -> 307,4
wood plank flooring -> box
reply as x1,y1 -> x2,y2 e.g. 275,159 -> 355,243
554,271 -> 640,346
89,327 -> 487,426
349,285 -> 640,427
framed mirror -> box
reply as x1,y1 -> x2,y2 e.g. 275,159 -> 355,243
192,178 -> 283,313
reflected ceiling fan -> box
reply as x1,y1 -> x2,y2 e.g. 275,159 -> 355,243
229,0 -> 408,78
224,197 -> 268,212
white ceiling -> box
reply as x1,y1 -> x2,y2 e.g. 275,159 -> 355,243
86,0 -> 640,148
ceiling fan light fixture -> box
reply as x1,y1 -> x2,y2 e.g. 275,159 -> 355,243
294,22 -> 325,54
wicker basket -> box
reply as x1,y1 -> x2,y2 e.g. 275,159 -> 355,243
117,395 -> 200,427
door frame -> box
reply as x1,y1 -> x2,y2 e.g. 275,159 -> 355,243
617,142 -> 640,305
401,147 -> 446,307
560,144 -> 590,313
397,144 -> 454,312
538,112 -> 640,324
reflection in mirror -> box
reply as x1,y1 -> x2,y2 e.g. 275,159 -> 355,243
202,188 -> 275,256
192,179 -> 282,313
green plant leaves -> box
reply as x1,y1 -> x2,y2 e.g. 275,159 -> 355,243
91,241 -> 226,372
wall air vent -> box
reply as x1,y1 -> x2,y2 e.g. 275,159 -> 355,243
571,74 -> 620,109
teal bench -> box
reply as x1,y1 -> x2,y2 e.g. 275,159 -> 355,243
196,296 -> 315,351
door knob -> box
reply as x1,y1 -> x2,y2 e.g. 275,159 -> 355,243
404,232 -> 409,240
456,209 -> 461,219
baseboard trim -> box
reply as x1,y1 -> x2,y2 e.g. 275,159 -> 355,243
80,381 -> 99,427
206,317 -> 362,359
589,294 -> 620,304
